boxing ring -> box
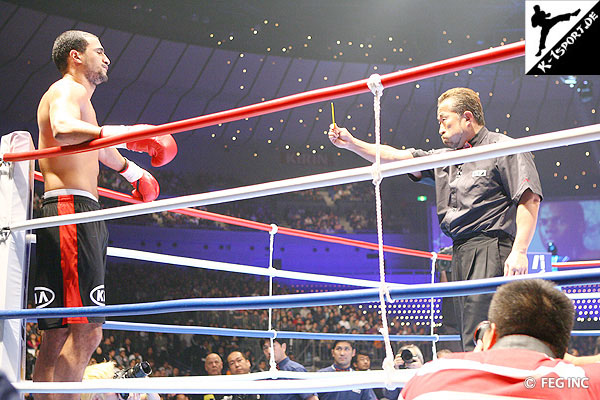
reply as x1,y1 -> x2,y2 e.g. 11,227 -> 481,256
2,39 -> 600,396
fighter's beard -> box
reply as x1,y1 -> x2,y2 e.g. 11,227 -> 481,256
86,69 -> 109,86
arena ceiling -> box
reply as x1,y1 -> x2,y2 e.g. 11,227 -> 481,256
1,0 -> 598,198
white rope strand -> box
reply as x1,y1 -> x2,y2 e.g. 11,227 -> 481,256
268,223 -> 279,374
13,370 -> 415,394
106,246 -> 407,288
429,252 -> 439,360
367,73 -> 396,387
11,123 -> 600,232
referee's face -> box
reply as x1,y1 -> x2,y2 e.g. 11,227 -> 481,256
437,99 -> 469,149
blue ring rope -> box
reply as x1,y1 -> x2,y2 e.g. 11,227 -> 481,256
102,321 -> 461,341
102,321 -> 599,339
4,268 -> 599,320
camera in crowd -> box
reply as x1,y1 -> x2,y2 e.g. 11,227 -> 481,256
396,344 -> 424,369
400,349 -> 416,369
114,361 -> 152,400
473,320 -> 491,346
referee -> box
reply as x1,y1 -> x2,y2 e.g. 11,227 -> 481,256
328,87 -> 542,351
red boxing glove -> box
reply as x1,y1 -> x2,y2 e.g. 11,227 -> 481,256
101,125 -> 178,167
119,158 -> 159,202
125,134 -> 178,167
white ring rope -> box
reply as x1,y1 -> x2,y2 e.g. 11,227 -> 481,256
565,292 -> 600,299
13,370 -> 416,394
107,246 -> 600,301
105,245 -> 407,288
9,123 -> 600,233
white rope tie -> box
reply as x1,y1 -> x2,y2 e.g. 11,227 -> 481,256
367,74 -> 384,188
429,252 -> 438,360
367,73 -> 395,388
267,224 -> 279,374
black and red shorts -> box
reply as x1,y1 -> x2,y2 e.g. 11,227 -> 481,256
32,191 -> 108,329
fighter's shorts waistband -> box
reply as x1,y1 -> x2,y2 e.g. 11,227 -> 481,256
43,189 -> 98,202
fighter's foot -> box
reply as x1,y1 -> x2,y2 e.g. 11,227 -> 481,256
572,9 -> 581,17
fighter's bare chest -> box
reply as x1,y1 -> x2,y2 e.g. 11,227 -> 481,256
80,100 -> 99,126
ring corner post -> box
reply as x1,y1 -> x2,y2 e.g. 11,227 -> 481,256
0,131 -> 34,383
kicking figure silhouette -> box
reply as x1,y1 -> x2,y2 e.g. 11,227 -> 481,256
531,5 -> 581,56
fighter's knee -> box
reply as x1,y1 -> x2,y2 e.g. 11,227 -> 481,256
85,325 -> 103,347
89,327 -> 103,347
69,323 -> 103,349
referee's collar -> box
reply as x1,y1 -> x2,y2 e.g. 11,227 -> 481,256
463,126 -> 488,148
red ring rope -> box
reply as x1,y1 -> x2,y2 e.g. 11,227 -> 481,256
3,41 -> 525,163
554,260 -> 600,269
32,171 -> 600,268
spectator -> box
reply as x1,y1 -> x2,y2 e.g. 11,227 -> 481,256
26,333 -> 40,357
115,348 -> 129,368
401,279 -> 600,399
260,338 -> 317,400
351,349 -> 371,371
91,346 -> 105,364
353,349 -> 385,400
223,351 -> 263,400
383,344 -> 424,400
256,360 -> 268,372
318,341 -> 376,400
338,315 -> 350,331
393,345 -> 424,370
226,351 -> 252,376
435,349 -> 452,359
204,353 -> 224,376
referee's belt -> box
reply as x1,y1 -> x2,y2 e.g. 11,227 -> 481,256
452,230 -> 513,246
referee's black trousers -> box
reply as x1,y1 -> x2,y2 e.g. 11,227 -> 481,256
451,232 -> 513,351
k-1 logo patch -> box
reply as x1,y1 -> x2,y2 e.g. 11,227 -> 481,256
90,284 -> 106,306
34,286 -> 55,308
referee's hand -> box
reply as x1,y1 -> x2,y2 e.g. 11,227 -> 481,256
504,250 -> 528,276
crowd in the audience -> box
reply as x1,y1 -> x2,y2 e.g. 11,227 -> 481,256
24,263 -> 600,400
25,171 -> 600,399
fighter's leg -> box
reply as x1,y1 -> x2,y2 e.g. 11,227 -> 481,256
53,323 -> 103,400
32,327 -> 69,400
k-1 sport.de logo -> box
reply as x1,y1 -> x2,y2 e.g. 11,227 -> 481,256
526,1 -> 600,75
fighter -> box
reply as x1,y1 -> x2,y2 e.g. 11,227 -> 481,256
31,30 -> 177,400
